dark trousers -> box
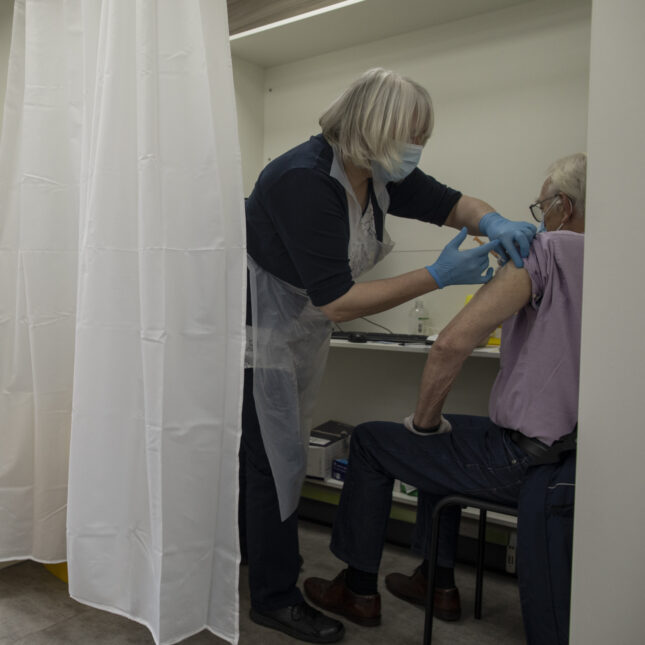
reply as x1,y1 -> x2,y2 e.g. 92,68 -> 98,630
240,369 -> 304,611
330,416 -> 531,572
517,454 -> 576,645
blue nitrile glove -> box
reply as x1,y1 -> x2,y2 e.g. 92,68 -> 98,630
478,211 -> 537,268
426,227 -> 501,288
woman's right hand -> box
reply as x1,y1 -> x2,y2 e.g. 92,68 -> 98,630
426,227 -> 502,288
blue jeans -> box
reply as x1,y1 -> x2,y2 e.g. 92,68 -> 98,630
330,415 -> 531,572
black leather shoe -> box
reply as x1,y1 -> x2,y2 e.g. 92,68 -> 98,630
250,600 -> 345,643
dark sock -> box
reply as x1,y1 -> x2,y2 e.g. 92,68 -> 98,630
346,566 -> 378,595
418,558 -> 455,588
435,565 -> 455,589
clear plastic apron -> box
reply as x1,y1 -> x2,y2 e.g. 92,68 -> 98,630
248,150 -> 394,520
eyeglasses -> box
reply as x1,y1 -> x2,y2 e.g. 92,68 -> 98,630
529,194 -> 559,222
529,194 -> 568,222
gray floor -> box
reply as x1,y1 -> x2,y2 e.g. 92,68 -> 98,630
0,520 -> 526,644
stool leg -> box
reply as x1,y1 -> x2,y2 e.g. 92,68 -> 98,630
423,506 -> 444,645
474,508 -> 487,619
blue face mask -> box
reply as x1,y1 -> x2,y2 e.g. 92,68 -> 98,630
537,197 -> 561,233
372,143 -> 423,183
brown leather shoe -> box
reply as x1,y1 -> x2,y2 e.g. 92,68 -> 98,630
385,567 -> 461,621
304,569 -> 381,627
433,587 -> 461,621
385,567 -> 427,606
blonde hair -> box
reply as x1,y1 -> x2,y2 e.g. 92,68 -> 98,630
547,153 -> 587,216
319,68 -> 434,171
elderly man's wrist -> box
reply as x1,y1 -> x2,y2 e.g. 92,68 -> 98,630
403,414 -> 453,436
413,419 -> 441,434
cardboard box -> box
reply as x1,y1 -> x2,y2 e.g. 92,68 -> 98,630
307,420 -> 352,479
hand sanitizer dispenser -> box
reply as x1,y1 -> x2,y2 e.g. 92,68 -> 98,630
408,299 -> 432,335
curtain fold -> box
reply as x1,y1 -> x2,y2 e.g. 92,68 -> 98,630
0,0 -> 80,565
0,1 -> 245,643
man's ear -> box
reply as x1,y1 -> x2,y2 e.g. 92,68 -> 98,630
560,194 -> 574,223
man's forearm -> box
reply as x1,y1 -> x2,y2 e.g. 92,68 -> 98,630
412,340 -> 470,428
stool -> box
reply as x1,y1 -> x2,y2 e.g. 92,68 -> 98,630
423,495 -> 518,645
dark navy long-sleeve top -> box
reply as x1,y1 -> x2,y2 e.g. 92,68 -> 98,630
246,134 -> 462,307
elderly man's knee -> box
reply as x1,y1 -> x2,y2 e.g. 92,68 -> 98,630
349,421 -> 392,457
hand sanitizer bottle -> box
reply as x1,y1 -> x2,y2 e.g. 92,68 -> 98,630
408,299 -> 432,335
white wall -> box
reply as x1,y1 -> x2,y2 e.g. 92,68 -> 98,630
258,0 -> 591,333
571,0 -> 645,643
232,56 -> 265,197
313,347 -> 500,427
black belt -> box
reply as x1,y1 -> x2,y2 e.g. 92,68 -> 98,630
508,428 -> 577,465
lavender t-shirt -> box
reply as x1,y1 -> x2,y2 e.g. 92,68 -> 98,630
489,231 -> 584,445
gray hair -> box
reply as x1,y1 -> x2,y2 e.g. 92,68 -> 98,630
319,68 -> 434,171
546,153 -> 587,216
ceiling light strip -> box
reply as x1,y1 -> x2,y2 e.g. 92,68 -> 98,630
230,0 -> 366,40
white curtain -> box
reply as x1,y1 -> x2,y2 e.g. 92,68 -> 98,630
0,1 -> 246,643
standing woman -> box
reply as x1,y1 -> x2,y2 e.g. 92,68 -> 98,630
243,68 -> 535,643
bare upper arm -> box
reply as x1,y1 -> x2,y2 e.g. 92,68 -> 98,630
436,262 -> 532,353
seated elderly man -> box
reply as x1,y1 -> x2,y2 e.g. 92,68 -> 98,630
303,153 -> 586,631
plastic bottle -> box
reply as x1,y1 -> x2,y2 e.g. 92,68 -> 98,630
408,299 -> 432,335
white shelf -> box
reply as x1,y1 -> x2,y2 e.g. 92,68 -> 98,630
330,338 -> 500,358
308,476 -> 517,528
